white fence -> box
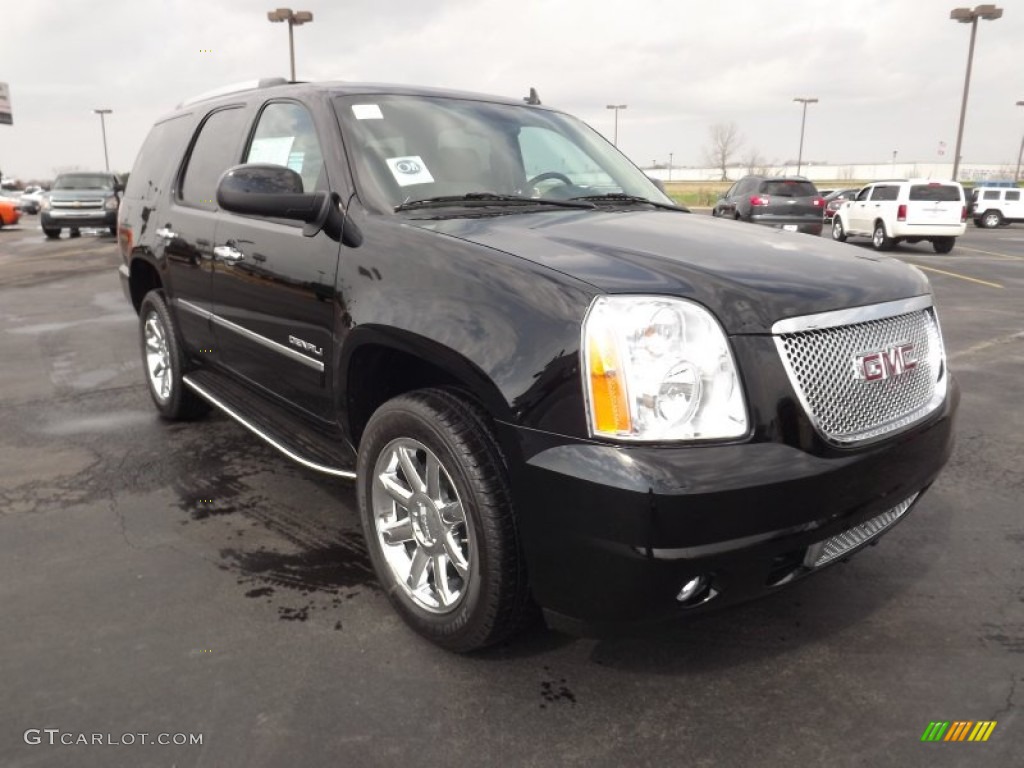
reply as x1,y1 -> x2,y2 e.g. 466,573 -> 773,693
646,162 -> 1018,184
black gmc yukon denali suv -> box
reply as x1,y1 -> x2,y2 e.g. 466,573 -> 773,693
118,79 -> 958,651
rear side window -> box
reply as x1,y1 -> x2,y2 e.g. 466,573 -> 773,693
760,180 -> 817,197
870,185 -> 899,201
125,114 -> 193,202
1007,190 -> 1021,202
909,184 -> 961,202
179,106 -> 248,210
982,190 -> 1000,200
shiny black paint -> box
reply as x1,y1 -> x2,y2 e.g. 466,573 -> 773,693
118,81 -> 958,631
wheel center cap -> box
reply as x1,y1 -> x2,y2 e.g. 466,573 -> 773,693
410,496 -> 441,547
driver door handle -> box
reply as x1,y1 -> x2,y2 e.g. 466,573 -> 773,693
213,245 -> 245,264
155,227 -> 178,240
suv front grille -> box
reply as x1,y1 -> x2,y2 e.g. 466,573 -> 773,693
773,299 -> 947,445
51,199 -> 104,209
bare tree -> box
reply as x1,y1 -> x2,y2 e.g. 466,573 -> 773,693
704,122 -> 743,181
741,147 -> 769,176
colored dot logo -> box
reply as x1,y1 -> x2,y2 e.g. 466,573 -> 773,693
199,49 -> 213,53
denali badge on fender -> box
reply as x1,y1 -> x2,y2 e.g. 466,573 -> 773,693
854,342 -> 917,381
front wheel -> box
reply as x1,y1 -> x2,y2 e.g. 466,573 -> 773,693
982,211 -> 1003,229
831,217 -> 847,242
43,227 -> 61,239
932,237 -> 955,254
872,222 -> 894,251
138,291 -> 209,420
357,389 -> 532,652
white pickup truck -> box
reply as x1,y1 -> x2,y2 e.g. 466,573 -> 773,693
831,179 -> 966,253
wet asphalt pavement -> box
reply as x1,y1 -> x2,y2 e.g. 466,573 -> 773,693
0,218 -> 1021,767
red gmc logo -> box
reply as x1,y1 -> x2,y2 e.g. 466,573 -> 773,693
854,342 -> 917,381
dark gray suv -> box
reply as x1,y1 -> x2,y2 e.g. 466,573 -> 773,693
40,171 -> 121,239
713,175 -> 824,235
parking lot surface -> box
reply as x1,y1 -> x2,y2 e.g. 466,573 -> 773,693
1,219 -> 1021,767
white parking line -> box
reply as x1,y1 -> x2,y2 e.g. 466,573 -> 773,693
906,263 -> 1003,289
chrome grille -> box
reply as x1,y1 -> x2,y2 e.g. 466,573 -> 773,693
51,199 -> 104,209
804,493 -> 918,568
773,301 -> 946,444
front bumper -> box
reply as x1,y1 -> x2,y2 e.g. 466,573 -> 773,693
500,380 -> 958,633
41,210 -> 117,229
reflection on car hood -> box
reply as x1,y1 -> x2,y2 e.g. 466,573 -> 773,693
422,209 -> 931,334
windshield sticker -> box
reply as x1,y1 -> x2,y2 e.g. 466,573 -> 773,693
386,156 -> 434,187
247,136 -> 295,166
352,104 -> 384,120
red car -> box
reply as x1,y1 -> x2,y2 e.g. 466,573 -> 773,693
0,198 -> 22,228
822,187 -> 860,223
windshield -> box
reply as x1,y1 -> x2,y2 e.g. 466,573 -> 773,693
53,173 -> 114,191
333,94 -> 673,213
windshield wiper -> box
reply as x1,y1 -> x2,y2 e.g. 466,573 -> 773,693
395,193 -> 595,212
569,193 -> 687,212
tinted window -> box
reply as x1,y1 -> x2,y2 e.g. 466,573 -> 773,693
982,190 -> 1000,200
53,173 -> 115,190
759,180 -> 817,197
245,102 -> 326,193
870,185 -> 899,201
180,107 -> 247,210
856,187 -> 871,202
125,114 -> 193,201
1006,190 -> 1020,202
909,184 -> 961,202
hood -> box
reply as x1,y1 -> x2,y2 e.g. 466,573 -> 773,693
421,209 -> 932,334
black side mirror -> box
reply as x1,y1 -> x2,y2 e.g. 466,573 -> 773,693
647,176 -> 667,194
217,164 -> 344,240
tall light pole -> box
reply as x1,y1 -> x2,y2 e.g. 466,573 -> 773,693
949,5 -> 1003,181
1015,100 -> 1024,183
267,8 -> 314,81
93,109 -> 112,172
793,97 -> 818,175
892,150 -> 898,175
668,152 -> 674,182
606,104 -> 627,146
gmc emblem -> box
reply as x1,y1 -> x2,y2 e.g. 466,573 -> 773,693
854,342 -> 917,381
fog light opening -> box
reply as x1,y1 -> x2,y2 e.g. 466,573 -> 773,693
676,575 -> 708,605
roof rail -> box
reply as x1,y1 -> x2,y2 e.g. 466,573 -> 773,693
177,77 -> 290,109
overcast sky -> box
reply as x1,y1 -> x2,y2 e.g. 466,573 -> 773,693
2,0 -> 1023,180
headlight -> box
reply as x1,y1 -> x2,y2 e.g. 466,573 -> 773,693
40,197 -> 51,211
104,196 -> 119,211
583,296 -> 748,441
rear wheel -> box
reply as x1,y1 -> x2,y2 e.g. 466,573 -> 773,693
872,221 -> 894,251
982,211 -> 1003,229
932,237 -> 955,254
357,389 -> 532,652
831,217 -> 847,242
43,227 -> 61,239
138,291 -> 209,421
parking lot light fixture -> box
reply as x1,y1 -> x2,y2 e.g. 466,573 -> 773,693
949,5 -> 1003,181
93,109 -> 112,172
793,97 -> 818,175
267,8 -> 314,81
606,104 -> 627,147
1015,100 -> 1024,182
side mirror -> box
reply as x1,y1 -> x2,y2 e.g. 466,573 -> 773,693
647,176 -> 667,194
217,164 -> 344,240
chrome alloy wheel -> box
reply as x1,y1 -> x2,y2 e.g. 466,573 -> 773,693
371,438 -> 473,613
143,312 -> 172,403
872,225 -> 885,249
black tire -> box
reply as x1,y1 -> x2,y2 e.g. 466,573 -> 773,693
981,210 -> 1003,229
932,237 -> 955,254
871,221 -> 894,251
43,227 -> 61,239
109,225 -> 117,236
138,291 -> 209,421
357,388 -> 532,652
831,216 -> 847,242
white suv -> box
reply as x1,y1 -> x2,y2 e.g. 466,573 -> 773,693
970,186 -> 1023,228
831,179 -> 966,253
